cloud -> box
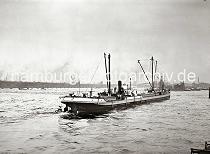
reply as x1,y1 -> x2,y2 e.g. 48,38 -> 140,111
0,0 -> 209,82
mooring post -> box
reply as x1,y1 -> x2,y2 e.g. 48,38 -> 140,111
209,87 -> 210,99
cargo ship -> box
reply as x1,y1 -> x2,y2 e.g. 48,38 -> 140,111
60,53 -> 170,117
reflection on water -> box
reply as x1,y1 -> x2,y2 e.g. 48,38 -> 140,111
0,88 -> 210,153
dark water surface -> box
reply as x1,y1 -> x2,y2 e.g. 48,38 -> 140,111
0,89 -> 209,153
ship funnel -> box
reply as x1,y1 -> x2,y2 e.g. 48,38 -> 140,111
118,80 -> 122,94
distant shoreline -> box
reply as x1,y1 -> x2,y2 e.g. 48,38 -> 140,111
1,80 -> 209,90
0,80 -> 107,89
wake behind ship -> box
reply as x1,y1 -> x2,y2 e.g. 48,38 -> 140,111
60,53 -> 170,117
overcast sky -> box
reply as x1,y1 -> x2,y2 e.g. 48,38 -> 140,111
0,0 -> 209,83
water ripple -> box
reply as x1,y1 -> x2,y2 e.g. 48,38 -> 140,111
0,89 -> 210,153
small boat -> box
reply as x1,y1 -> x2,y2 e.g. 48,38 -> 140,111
191,141 -> 210,154
190,87 -> 201,91
60,54 -> 170,117
18,87 -> 29,90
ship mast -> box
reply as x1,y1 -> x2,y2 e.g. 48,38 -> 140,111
151,56 -> 154,91
104,53 -> 111,95
104,53 -> 109,91
155,60 -> 157,74
108,53 -> 111,95
154,60 -> 158,89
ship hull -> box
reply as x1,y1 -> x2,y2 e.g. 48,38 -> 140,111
61,93 -> 170,117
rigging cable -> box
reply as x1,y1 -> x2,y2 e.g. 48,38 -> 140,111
85,57 -> 103,93
138,60 -> 153,88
